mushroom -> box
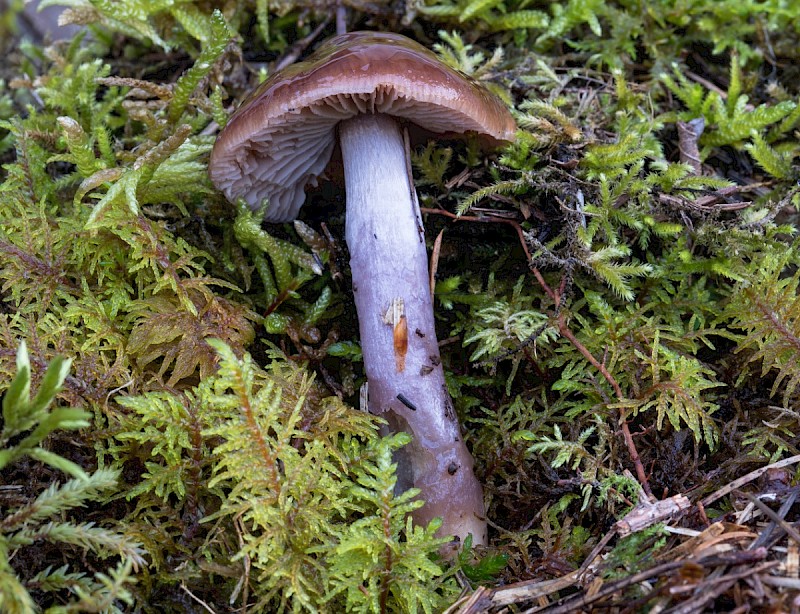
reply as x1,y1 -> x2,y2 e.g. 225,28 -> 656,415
209,31 -> 515,546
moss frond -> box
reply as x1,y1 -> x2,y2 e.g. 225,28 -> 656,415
0,343 -> 142,612
726,248 -> 800,406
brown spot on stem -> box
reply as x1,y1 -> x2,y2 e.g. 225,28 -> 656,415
394,314 -> 408,372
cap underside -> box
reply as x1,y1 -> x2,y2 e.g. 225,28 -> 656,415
209,32 -> 516,222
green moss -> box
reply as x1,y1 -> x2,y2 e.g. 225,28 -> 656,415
0,343 -> 143,612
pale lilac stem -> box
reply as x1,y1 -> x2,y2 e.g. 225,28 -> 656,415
339,113 -> 486,545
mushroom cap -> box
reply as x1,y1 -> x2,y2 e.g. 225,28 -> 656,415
209,31 -> 516,222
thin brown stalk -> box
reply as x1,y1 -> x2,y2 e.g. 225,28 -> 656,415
555,311 -> 652,497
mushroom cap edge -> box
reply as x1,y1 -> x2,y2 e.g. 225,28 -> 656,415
209,31 -> 517,222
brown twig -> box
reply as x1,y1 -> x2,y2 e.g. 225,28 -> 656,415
677,119 -> 704,175
420,207 -> 555,301
662,560 -> 778,614
701,454 -> 800,507
479,529 -> 616,612
555,311 -> 653,498
179,583 -> 216,614
445,586 -> 493,614
273,19 -> 330,71
744,491 -> 800,548
532,549 -> 769,614
749,488 -> 799,550
616,493 -> 692,536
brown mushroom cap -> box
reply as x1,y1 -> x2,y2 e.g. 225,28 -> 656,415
209,31 -> 516,222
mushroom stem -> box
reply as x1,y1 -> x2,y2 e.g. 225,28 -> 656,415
339,113 -> 487,546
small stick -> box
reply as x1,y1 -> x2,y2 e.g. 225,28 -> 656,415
532,551 -> 770,614
677,118 -> 704,175
179,583 -> 216,614
555,310 -> 653,498
701,454 -> 800,507
273,19 -> 330,71
744,491 -> 800,547
420,207 -> 555,301
748,488 -> 798,550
